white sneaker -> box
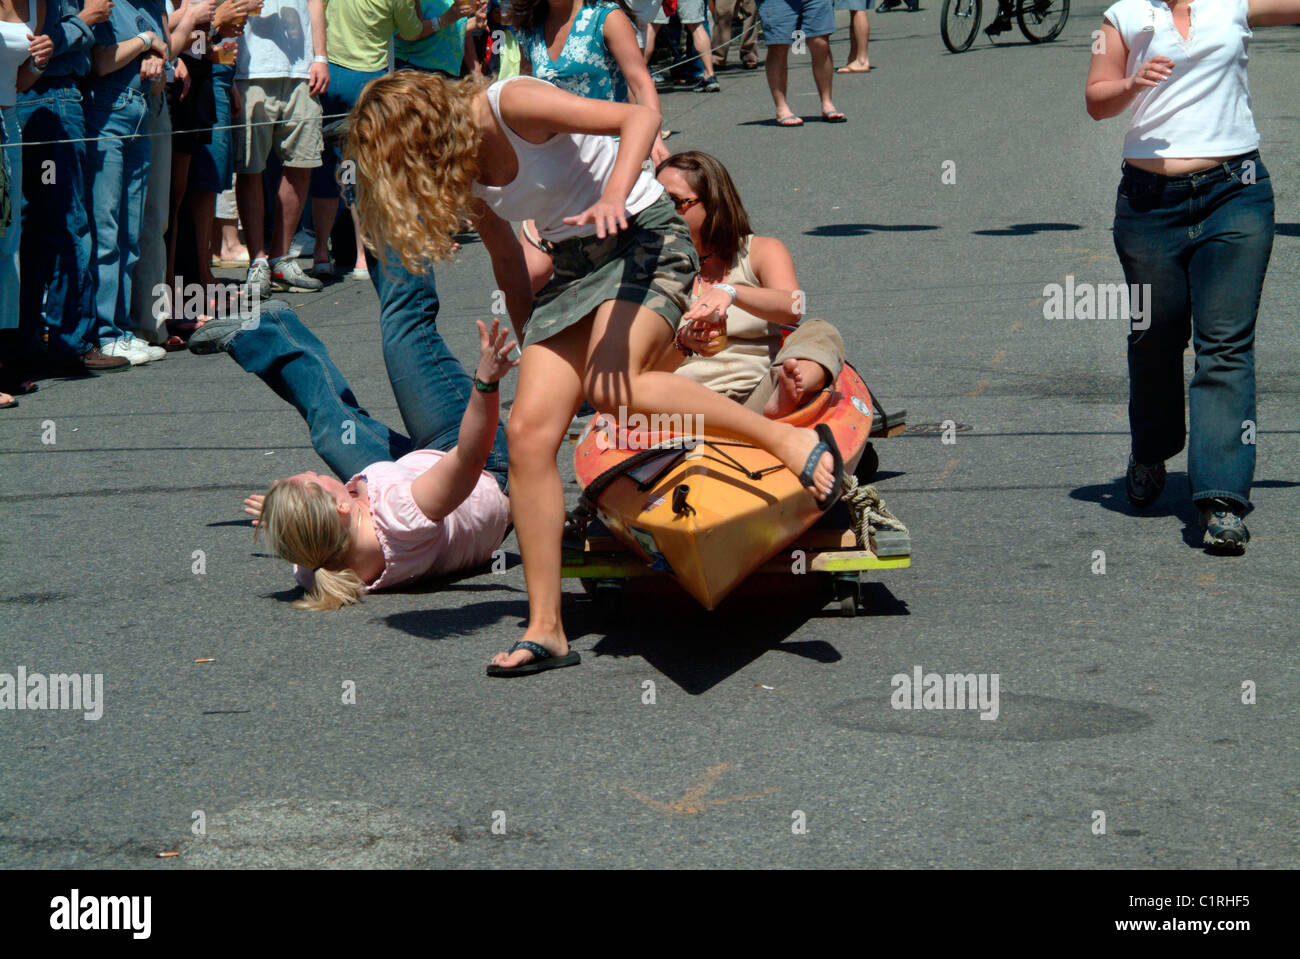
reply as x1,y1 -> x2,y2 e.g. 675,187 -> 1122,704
289,229 -> 315,259
121,335 -> 165,363
101,337 -> 149,366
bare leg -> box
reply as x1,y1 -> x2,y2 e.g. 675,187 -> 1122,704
580,301 -> 835,492
807,36 -> 839,116
490,321 -> 588,669
235,172 -> 266,262
167,152 -> 192,319
312,197 -> 336,268
190,189 -> 219,287
644,22 -> 658,63
348,205 -> 368,272
220,221 -> 247,260
690,23 -> 715,79
273,167 -> 311,261
765,43 -> 792,118
837,11 -> 871,71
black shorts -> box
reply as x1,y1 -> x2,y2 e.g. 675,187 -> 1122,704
167,55 -> 215,155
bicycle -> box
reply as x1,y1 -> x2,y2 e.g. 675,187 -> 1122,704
940,0 -> 1070,53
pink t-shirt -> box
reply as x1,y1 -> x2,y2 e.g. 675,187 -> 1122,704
294,449 -> 509,592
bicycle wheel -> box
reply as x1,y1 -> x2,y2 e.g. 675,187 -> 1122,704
1018,0 -> 1069,42
941,0 -> 983,53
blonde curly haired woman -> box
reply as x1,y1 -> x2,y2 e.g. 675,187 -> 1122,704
346,71 -> 841,676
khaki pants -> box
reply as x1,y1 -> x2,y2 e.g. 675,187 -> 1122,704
742,318 -> 845,411
711,0 -> 759,64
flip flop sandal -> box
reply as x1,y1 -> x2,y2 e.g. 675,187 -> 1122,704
486,640 -> 581,678
0,394 -> 17,409
776,115 -> 804,127
822,111 -> 848,123
162,335 -> 187,352
742,58 -> 760,69
797,423 -> 845,512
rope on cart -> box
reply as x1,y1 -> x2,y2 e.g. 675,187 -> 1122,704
840,474 -> 908,550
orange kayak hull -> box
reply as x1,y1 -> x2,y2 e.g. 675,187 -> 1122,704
572,364 -> 876,609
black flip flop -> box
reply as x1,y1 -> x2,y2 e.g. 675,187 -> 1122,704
797,424 -> 844,512
486,640 -> 581,678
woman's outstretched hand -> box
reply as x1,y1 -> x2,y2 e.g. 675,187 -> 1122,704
475,317 -> 520,385
562,198 -> 628,239
681,284 -> 734,325
243,493 -> 265,527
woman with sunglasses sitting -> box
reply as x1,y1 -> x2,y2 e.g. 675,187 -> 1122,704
656,150 -> 846,419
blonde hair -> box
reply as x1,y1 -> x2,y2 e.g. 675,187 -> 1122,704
257,479 -> 367,612
346,70 -> 484,275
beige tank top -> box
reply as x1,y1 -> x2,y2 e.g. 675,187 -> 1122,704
675,236 -> 781,400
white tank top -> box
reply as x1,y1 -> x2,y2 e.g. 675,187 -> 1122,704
471,76 -> 662,241
1103,0 -> 1259,159
0,1 -> 39,108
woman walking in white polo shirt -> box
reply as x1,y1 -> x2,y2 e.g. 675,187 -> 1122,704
1086,0 -> 1300,553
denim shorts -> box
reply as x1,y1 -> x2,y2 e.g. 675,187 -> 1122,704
757,0 -> 836,41
832,0 -> 874,9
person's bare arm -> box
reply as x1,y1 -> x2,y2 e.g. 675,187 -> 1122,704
680,235 -> 802,336
1085,21 -> 1173,120
307,0 -> 328,93
1247,0 -> 1300,24
499,78 -> 659,237
604,8 -> 669,165
409,319 -> 517,522
470,198 -> 534,341
93,30 -> 164,74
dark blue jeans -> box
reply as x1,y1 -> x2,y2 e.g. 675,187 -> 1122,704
230,260 -> 509,489
1113,152 -> 1274,511
309,62 -> 383,200
16,80 -> 96,361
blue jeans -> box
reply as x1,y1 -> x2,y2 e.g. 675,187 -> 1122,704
189,64 -> 233,192
1113,152 -> 1275,510
16,81 -> 96,360
230,261 -> 509,488
309,62 -> 383,200
0,105 -> 20,334
83,83 -> 151,346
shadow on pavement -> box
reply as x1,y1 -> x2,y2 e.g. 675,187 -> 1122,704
972,222 -> 1081,236
380,571 -> 908,695
804,223 -> 940,237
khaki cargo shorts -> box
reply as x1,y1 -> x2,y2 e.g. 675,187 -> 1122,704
234,77 -> 323,175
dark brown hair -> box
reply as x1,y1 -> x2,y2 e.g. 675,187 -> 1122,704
656,151 -> 754,270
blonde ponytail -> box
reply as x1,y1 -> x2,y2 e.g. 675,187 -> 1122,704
257,479 -> 369,611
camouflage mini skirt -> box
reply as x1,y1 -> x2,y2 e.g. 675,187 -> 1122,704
523,191 -> 699,349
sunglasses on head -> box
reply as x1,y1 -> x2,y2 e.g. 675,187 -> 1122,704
672,195 -> 702,214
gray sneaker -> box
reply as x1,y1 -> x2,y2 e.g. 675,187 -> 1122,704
1126,454 -> 1166,509
1199,498 -> 1249,553
271,256 -> 324,292
246,259 -> 272,297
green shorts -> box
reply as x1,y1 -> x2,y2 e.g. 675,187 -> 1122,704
525,192 -> 699,349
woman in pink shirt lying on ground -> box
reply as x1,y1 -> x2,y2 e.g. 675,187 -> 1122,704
242,318 -> 517,612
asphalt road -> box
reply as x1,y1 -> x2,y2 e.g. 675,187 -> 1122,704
1,5 -> 1297,869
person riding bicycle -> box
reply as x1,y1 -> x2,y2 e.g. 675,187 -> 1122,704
985,0 -> 1018,34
